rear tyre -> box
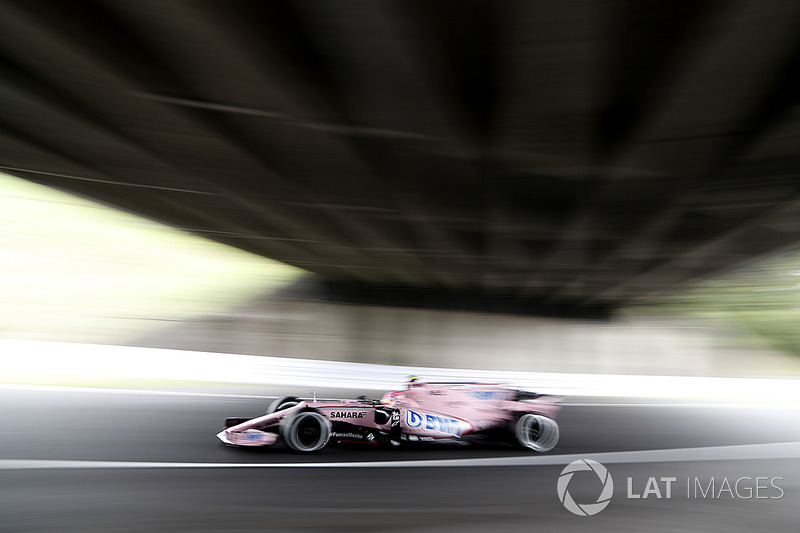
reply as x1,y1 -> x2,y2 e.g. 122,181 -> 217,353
267,396 -> 300,414
280,411 -> 331,453
513,413 -> 559,452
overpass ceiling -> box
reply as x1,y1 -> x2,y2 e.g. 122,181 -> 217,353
2,1 -> 800,310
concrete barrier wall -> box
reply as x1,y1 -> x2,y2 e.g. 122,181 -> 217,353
133,299 -> 800,377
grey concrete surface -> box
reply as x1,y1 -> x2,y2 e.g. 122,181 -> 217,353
1,388 -> 799,531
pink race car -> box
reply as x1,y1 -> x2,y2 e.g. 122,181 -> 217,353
217,379 -> 561,453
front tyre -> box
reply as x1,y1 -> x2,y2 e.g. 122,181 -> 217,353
281,411 -> 331,453
513,413 -> 559,452
267,396 -> 300,414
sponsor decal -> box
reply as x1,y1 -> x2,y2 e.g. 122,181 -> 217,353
470,390 -> 510,401
329,411 -> 366,419
331,432 -> 364,439
405,409 -> 467,436
406,409 -> 424,428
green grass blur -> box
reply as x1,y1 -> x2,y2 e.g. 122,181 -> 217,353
0,172 -> 301,343
631,253 -> 800,357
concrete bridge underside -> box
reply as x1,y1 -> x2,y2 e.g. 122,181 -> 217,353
3,1 -> 800,314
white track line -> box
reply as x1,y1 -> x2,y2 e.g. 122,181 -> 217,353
2,442 -> 799,470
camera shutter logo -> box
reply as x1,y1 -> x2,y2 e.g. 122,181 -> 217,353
557,459 -> 614,516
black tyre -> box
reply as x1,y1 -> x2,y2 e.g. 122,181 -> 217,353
267,396 -> 300,414
513,413 -> 559,452
280,411 -> 331,453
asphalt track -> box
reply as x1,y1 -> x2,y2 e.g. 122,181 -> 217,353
1,387 -> 799,532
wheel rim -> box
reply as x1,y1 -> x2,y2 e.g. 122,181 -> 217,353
516,414 -> 559,452
284,412 -> 330,452
297,417 -> 321,447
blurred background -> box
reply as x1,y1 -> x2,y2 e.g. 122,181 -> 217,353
2,1 -> 800,531
4,168 -> 800,379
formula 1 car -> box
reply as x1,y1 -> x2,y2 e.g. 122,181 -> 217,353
217,379 -> 561,453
